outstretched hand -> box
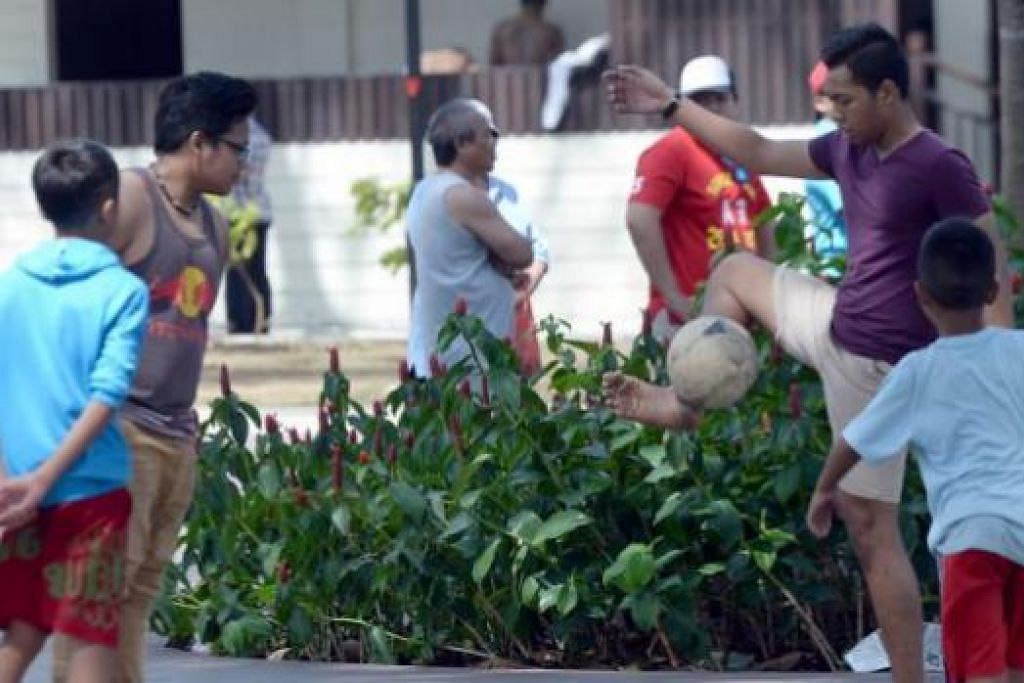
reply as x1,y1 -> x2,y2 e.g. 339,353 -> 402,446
603,65 -> 675,115
602,372 -> 700,430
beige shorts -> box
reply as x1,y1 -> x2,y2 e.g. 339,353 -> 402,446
773,268 -> 907,503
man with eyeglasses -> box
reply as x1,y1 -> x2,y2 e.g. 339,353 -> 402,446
51,71 -> 257,683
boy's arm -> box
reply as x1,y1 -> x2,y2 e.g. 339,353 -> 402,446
604,65 -> 824,179
806,437 -> 861,538
0,402 -> 115,528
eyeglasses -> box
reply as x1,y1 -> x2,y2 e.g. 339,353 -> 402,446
216,137 -> 250,161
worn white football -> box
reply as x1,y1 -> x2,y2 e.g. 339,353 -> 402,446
667,315 -> 758,408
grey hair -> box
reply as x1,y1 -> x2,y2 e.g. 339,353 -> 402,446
426,98 -> 491,166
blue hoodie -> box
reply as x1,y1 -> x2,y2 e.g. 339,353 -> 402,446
0,237 -> 148,507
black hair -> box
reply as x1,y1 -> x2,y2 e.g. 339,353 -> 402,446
154,71 -> 257,154
821,23 -> 908,97
917,217 -> 995,310
426,98 -> 485,167
32,139 -> 119,231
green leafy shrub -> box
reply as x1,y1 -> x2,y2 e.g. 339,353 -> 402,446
155,193 -> 1023,669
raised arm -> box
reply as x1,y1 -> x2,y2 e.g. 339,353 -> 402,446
445,184 -> 533,268
605,65 -> 824,179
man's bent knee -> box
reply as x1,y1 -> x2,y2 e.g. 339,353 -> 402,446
835,491 -> 904,566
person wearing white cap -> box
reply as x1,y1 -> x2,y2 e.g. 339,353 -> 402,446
626,54 -> 775,342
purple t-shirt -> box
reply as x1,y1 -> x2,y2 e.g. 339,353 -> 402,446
809,129 -> 989,364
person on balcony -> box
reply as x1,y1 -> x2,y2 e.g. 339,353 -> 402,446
489,0 -> 564,67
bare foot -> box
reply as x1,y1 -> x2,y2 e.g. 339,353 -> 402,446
602,372 -> 699,430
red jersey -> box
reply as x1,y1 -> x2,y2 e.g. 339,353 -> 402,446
630,127 -> 771,314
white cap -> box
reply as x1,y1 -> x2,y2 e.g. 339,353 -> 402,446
679,55 -> 733,95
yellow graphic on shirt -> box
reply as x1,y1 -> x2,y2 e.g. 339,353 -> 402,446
149,265 -> 214,320
705,172 -> 757,252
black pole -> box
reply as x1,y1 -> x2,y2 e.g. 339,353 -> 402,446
404,0 -> 423,300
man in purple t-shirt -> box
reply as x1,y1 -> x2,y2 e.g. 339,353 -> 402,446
602,24 -> 1011,683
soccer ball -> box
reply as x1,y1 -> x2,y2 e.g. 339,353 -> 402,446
667,315 -> 758,408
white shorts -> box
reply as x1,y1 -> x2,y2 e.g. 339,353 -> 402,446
773,267 -> 907,503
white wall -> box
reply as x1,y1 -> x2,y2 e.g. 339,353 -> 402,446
0,127 -> 809,341
933,0 -> 996,182
183,0 -> 610,78
0,0 -> 49,86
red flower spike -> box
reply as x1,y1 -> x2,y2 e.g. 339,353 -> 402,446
373,400 -> 384,417
330,443 -> 343,492
328,346 -> 340,374
387,443 -> 398,467
453,296 -> 468,316
304,428 -> 312,444
403,430 -> 415,451
602,322 -> 613,347
276,562 -> 291,584
429,353 -> 444,377
459,380 -> 471,399
1012,272 -> 1022,296
398,359 -> 411,383
788,382 -> 803,420
349,429 -> 359,445
287,427 -> 301,445
372,428 -> 382,457
264,413 -> 280,436
219,364 -> 232,397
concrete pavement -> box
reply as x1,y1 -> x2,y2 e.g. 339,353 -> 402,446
24,638 -> 942,683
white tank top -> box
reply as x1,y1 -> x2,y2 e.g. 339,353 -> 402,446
406,170 -> 516,376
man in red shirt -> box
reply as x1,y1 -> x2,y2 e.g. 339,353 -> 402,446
627,54 -> 774,341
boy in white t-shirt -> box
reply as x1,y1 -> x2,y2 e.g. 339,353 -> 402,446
807,217 -> 1024,683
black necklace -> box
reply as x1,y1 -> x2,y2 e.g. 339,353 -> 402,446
152,168 -> 197,218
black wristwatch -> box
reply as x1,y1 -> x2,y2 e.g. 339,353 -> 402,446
660,94 -> 681,120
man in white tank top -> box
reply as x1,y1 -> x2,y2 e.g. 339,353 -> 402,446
406,98 -> 533,377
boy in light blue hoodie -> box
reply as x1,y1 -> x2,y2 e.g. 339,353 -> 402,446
0,140 -> 148,683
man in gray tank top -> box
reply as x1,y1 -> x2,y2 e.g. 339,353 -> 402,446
407,98 -> 534,377
51,72 -> 256,683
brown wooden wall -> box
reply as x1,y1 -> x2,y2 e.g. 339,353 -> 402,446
610,0 -> 898,125
0,0 -> 901,150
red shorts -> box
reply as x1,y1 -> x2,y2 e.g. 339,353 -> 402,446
942,549 -> 1024,681
0,488 -> 129,648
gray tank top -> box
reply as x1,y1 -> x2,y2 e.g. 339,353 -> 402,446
406,170 -> 515,375
121,169 -> 228,439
